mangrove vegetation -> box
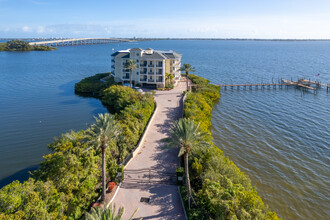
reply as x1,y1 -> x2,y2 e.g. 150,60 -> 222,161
0,40 -> 56,52
178,74 -> 280,219
0,74 -> 155,219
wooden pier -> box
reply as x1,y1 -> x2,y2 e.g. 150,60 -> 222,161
216,78 -> 330,93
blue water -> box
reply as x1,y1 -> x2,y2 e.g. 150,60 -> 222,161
0,40 -> 329,219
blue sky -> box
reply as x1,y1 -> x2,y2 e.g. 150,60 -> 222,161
1,0 -> 330,39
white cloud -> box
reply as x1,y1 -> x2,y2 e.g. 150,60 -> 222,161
37,26 -> 45,33
3,14 -> 330,39
22,26 -> 31,32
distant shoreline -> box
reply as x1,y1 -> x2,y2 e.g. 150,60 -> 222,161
1,38 -> 330,42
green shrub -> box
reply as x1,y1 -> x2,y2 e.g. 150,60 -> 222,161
0,82 -> 155,219
75,73 -> 115,96
102,85 -> 142,113
183,74 -> 279,219
0,40 -> 55,52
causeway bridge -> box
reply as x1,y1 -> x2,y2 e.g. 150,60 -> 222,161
29,38 -> 135,47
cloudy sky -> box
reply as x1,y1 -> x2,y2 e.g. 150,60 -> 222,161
1,0 -> 330,39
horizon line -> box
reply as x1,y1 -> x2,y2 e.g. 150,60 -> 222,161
1,37 -> 330,41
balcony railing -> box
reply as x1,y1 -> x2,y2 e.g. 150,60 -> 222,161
156,65 -> 163,67
140,78 -> 147,82
140,63 -> 147,67
148,64 -> 154,67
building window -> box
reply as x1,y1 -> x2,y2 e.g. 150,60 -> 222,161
137,71 -> 139,75
136,53 -> 139,56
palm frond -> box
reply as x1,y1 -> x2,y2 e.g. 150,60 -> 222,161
85,113 -> 121,152
165,118 -> 210,154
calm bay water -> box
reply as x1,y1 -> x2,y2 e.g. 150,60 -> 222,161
0,40 -> 329,219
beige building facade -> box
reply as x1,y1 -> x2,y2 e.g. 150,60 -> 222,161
111,48 -> 182,88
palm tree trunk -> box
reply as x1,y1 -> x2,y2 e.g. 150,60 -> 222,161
186,72 -> 189,91
184,152 -> 192,209
130,69 -> 133,88
101,146 -> 106,202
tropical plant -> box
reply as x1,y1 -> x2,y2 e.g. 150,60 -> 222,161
74,73 -> 115,96
165,72 -> 174,86
180,63 -> 195,90
124,59 -> 137,88
86,113 -> 120,202
164,118 -> 210,209
84,205 -> 140,220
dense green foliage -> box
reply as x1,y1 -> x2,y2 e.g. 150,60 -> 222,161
0,40 -> 55,52
0,81 -> 155,219
182,74 -> 280,219
74,73 -> 116,97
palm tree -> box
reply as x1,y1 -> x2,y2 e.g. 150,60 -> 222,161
180,63 -> 195,90
165,73 -> 174,86
124,59 -> 137,88
86,113 -> 120,202
84,205 -> 140,220
164,118 -> 209,209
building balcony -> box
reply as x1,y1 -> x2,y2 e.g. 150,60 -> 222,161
148,64 -> 154,67
140,77 -> 147,82
156,65 -> 163,68
111,65 -> 115,69
140,63 -> 147,67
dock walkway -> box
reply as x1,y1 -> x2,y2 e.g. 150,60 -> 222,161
216,78 -> 329,93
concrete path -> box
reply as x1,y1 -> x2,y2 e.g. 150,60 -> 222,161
112,81 -> 187,220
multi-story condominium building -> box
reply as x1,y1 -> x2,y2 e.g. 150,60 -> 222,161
111,48 -> 182,88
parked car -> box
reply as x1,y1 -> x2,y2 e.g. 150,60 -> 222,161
133,87 -> 143,93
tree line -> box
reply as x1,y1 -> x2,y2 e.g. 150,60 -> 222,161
0,40 -> 55,52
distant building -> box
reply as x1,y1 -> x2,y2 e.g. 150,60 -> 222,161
111,48 -> 182,88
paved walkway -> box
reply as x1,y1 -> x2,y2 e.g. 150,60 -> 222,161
112,81 -> 186,220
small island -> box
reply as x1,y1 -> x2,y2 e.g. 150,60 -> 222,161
0,40 -> 56,52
